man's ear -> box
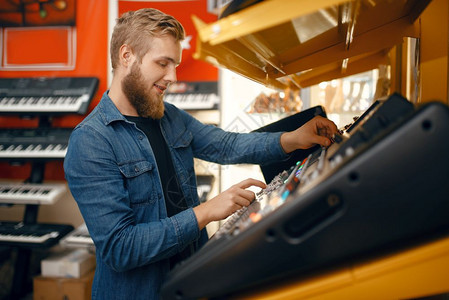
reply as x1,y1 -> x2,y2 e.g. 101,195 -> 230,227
119,44 -> 133,68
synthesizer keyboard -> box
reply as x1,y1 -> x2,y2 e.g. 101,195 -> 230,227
0,77 -> 99,116
60,223 -> 94,249
0,127 -> 72,161
164,81 -> 219,110
162,94 -> 449,300
164,93 -> 219,110
0,181 -> 67,205
0,221 -> 74,248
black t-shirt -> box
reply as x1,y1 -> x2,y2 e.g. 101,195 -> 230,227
125,116 -> 193,268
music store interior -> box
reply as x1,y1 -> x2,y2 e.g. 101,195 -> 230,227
0,0 -> 448,299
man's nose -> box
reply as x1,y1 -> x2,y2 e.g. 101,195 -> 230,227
165,66 -> 177,83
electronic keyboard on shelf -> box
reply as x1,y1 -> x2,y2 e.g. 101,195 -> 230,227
0,127 -> 72,161
0,181 -> 67,205
0,77 -> 99,116
162,94 -> 449,300
60,223 -> 94,249
164,93 -> 219,110
0,221 -> 74,248
164,81 -> 219,110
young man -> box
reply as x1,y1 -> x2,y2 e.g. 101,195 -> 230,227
64,8 -> 337,299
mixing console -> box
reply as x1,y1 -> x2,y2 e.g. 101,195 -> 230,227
214,148 -> 325,240
162,93 -> 449,300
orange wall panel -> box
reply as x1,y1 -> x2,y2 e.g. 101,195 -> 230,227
0,0 -> 109,180
0,0 -> 76,27
5,28 -> 70,65
119,0 -> 218,82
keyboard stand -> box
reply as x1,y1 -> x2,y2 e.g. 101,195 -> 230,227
10,163 -> 44,299
0,77 -> 97,299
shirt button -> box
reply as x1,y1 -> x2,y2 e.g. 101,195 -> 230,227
135,167 -> 139,172
139,135 -> 144,140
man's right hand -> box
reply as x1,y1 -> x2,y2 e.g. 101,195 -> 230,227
193,178 -> 266,230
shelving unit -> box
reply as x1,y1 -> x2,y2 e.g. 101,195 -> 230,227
192,0 -> 431,90
0,76 -> 98,298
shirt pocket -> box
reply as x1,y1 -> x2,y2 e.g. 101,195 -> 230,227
170,130 -> 197,204
170,127 -> 193,148
172,131 -> 195,178
118,160 -> 159,206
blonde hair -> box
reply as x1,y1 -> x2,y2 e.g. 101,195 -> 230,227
110,8 -> 185,70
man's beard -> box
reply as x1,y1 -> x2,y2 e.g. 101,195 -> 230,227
122,62 -> 165,119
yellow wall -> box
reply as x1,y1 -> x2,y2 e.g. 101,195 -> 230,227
420,0 -> 448,104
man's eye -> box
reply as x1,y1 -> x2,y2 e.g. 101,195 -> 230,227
159,62 -> 167,67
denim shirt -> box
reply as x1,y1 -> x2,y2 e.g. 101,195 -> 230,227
63,91 -> 288,299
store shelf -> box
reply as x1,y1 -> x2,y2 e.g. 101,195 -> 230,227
192,0 -> 431,90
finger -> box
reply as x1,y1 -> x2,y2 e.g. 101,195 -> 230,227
231,202 -> 243,213
316,136 -> 332,147
234,196 -> 252,208
234,178 -> 266,190
237,189 -> 257,202
308,128 -> 332,146
317,124 -> 335,137
317,126 -> 330,138
320,119 -> 338,135
314,116 -> 338,132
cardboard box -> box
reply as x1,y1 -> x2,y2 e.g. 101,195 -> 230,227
33,270 -> 94,300
41,249 -> 95,278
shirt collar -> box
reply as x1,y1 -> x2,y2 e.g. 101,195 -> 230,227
98,90 -> 129,125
